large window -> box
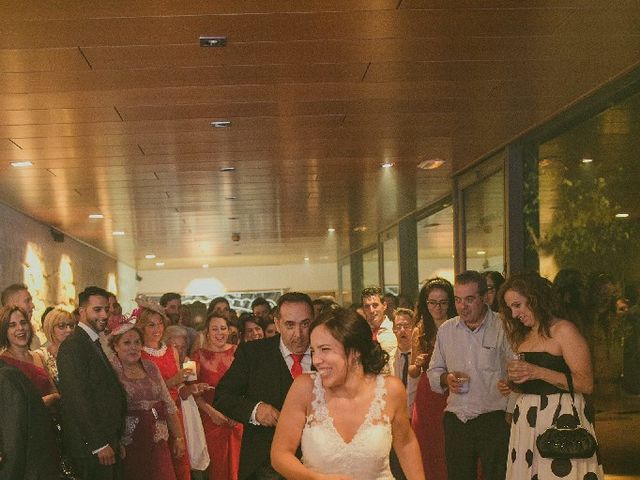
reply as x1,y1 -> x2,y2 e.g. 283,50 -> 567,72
536,91 -> 640,284
462,163 -> 505,273
362,247 -> 379,288
339,260 -> 352,307
382,229 -> 399,294
417,205 -> 454,285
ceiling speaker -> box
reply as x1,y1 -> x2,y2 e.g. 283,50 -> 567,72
50,228 -> 65,243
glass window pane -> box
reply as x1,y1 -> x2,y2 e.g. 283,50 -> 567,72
417,205 -> 455,284
340,261 -> 351,306
382,230 -> 399,294
534,90 -> 640,405
463,169 -> 505,272
362,248 -> 379,288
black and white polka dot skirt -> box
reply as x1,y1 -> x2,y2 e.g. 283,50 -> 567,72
506,392 -> 604,479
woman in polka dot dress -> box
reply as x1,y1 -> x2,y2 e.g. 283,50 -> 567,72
498,273 -> 603,480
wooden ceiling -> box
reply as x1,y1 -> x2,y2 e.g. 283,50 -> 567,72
1,1 -> 639,269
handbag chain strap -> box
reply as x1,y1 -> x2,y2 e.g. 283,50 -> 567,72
551,371 -> 580,427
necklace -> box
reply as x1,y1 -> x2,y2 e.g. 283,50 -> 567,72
143,343 -> 167,357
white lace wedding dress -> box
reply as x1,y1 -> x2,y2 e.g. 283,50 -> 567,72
301,373 -> 394,479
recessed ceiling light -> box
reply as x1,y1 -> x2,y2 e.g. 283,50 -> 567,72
88,213 -> 104,219
477,250 -> 486,256
581,158 -> 594,164
220,166 -> 236,172
211,120 -> 231,128
327,228 -> 336,233
202,263 -> 209,268
381,161 -> 395,169
155,262 -> 165,267
10,161 -> 33,167
615,213 -> 629,218
200,36 -> 227,47
417,158 -> 446,170
353,225 -> 368,232
112,231 -> 125,236
145,254 -> 156,259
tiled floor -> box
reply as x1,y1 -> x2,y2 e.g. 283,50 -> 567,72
594,390 -> 640,479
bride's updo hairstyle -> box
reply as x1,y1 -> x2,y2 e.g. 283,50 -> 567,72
310,307 -> 389,374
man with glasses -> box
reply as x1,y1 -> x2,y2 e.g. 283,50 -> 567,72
390,307 -> 419,480
427,271 -> 513,480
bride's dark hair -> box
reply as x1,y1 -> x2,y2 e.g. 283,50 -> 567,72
310,307 -> 389,374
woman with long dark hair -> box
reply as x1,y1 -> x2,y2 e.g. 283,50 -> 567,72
271,308 -> 424,479
408,278 -> 457,480
498,273 -> 603,479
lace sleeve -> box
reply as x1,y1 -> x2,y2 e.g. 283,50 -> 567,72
144,360 -> 178,415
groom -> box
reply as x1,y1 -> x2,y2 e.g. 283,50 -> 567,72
57,286 -> 127,480
215,292 -> 314,480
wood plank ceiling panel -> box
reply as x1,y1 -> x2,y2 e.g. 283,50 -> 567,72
0,2 -> 639,268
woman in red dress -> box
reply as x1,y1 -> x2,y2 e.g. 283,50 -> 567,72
192,313 -> 243,480
110,323 -> 185,480
408,278 -> 457,480
137,305 -> 195,480
0,305 -> 59,403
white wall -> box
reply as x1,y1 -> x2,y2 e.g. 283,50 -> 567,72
138,262 -> 339,297
0,201 -> 138,319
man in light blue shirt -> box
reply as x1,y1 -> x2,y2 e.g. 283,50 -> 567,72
427,271 -> 512,480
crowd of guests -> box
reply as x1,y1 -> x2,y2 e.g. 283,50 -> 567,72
1,267 -> 636,479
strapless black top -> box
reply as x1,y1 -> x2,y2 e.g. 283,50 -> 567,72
518,352 -> 570,395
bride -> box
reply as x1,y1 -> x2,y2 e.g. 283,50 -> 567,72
271,308 -> 425,480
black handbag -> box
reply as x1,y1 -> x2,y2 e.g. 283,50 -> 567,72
535,374 -> 597,459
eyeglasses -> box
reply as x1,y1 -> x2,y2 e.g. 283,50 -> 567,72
427,300 -> 449,308
55,322 -> 77,330
393,324 -> 413,331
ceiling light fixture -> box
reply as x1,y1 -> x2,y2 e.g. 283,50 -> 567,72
304,257 -> 310,262
417,158 -> 446,170
145,254 -> 156,259
112,231 -> 125,236
211,120 -> 231,128
155,262 -> 165,267
381,161 -> 395,169
615,213 -> 629,218
200,36 -> 227,47
10,161 -> 33,167
477,250 -> 486,256
327,228 -> 336,233
88,213 -> 104,219
220,166 -> 236,172
581,158 -> 594,164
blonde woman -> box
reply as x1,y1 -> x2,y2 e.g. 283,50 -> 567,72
36,308 -> 76,384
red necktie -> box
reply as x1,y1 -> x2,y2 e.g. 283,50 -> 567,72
290,353 -> 304,378
372,327 -> 380,342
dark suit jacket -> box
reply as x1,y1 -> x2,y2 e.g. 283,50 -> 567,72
57,326 -> 127,458
0,359 -> 59,480
214,334 -> 293,479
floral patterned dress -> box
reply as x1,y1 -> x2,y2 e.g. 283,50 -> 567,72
113,358 -> 178,480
